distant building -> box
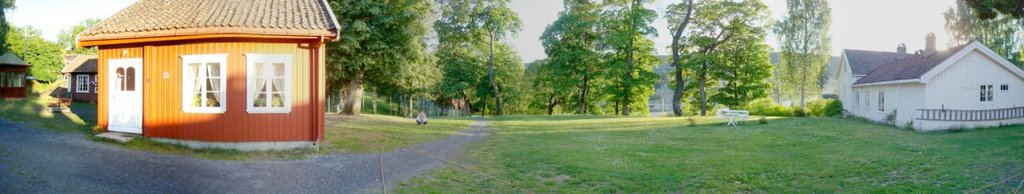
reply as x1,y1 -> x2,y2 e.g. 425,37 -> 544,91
0,52 -> 31,98
835,34 -> 1024,130
61,55 -> 98,102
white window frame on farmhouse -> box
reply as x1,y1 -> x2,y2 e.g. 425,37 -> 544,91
864,91 -> 870,109
181,54 -> 228,113
878,91 -> 885,112
980,84 -> 994,102
76,74 -> 90,93
854,91 -> 860,107
245,54 -> 292,114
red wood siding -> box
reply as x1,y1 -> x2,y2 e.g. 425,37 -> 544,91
97,39 -> 325,142
68,73 -> 98,102
0,66 -> 29,98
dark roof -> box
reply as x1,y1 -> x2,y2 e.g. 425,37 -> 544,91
61,55 -> 98,73
0,52 -> 30,66
843,49 -> 906,75
78,0 -> 340,42
853,43 -> 971,85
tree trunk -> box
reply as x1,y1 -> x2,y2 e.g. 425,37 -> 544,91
672,70 -> 686,116
408,95 -> 415,118
699,61 -> 708,116
341,78 -> 363,115
462,91 -> 473,116
578,75 -> 589,114
488,31 -> 502,116
372,90 -> 378,114
669,0 -> 694,117
547,95 -> 557,115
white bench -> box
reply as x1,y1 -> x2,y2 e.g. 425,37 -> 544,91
716,109 -> 749,126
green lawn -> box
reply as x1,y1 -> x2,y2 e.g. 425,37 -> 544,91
0,97 -> 92,134
398,116 -> 1024,193
322,114 -> 476,153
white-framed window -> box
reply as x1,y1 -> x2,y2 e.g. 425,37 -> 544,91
864,91 -> 870,109
878,91 -> 885,112
181,54 -> 228,113
854,91 -> 860,107
76,74 -> 90,93
1000,84 -> 1009,91
245,54 -> 292,113
980,85 -> 993,102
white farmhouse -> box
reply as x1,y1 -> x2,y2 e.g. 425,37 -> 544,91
836,34 -> 1024,131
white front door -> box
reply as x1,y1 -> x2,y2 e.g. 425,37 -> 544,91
108,59 -> 143,134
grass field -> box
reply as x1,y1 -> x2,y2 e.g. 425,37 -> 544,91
0,97 -> 92,134
322,114 -> 475,153
398,116 -> 1024,193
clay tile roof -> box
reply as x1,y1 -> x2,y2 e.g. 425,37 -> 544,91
853,43 -> 972,85
61,55 -> 99,73
843,49 -> 906,75
77,0 -> 340,42
0,52 -> 30,67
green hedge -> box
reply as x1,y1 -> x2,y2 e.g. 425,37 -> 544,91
741,98 -> 842,117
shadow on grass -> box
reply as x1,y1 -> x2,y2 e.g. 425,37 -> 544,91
0,97 -> 92,134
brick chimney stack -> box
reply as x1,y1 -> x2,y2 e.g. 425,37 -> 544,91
925,33 -> 936,56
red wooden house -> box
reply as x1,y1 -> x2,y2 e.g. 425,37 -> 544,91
0,52 -> 31,98
77,0 -> 339,150
61,55 -> 99,102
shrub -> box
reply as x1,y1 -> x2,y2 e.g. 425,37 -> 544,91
883,109 -> 898,126
823,99 -> 843,117
743,98 -> 794,117
758,116 -> 768,124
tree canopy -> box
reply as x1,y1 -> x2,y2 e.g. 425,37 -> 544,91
326,0 -> 440,115
6,26 -> 64,82
434,0 -> 524,115
57,18 -> 101,54
945,0 -> 1022,66
775,0 -> 831,111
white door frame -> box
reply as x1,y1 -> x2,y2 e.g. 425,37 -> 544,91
108,58 -> 143,134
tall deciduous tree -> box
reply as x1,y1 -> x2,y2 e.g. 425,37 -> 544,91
327,0 -> 439,115
945,0 -> 1022,66
665,0 -> 695,116
964,0 -> 1023,20
775,0 -> 831,112
0,0 -> 14,54
57,19 -> 101,54
710,34 -> 774,107
6,26 -> 64,82
679,0 -> 773,116
541,0 -> 603,114
434,0 -> 522,115
600,0 -> 659,116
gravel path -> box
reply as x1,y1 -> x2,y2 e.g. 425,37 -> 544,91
0,117 -> 491,193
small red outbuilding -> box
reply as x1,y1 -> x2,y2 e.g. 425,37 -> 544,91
77,0 -> 339,150
0,52 -> 31,99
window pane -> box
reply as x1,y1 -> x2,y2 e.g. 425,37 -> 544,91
271,78 -> 285,92
206,92 -> 221,107
207,63 -> 221,77
273,63 -> 285,77
254,94 -> 267,107
126,67 -> 136,91
271,93 -> 284,107
192,93 -> 202,107
116,67 -> 125,91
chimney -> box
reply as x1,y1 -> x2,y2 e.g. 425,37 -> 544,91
924,33 -> 936,56
897,43 -> 907,59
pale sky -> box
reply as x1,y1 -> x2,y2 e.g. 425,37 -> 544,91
10,0 -> 955,62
